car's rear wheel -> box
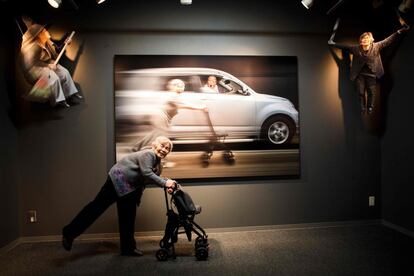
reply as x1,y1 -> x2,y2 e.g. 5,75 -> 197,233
261,115 -> 295,145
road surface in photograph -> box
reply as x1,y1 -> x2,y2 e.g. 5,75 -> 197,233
116,144 -> 299,179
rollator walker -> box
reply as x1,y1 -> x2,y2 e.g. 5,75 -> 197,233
156,183 -> 209,261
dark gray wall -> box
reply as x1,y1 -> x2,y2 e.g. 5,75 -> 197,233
7,0 -> 386,237
0,17 -> 20,247
381,31 -> 414,232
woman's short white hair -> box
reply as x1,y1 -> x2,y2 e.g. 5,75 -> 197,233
167,79 -> 185,92
152,136 -> 173,151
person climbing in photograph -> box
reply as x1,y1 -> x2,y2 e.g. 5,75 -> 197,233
328,15 -> 409,114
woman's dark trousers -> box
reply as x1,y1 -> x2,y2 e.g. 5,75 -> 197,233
62,176 -> 142,253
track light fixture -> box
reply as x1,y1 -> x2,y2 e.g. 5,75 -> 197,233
48,0 -> 62,8
301,0 -> 346,15
180,0 -> 192,5
47,0 -> 106,9
301,0 -> 314,9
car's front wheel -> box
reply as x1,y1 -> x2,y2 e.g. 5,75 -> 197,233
261,115 -> 295,145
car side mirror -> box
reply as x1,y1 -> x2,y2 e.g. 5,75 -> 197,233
219,79 -> 233,92
240,88 -> 250,96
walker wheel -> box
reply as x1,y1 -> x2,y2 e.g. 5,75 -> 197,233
222,151 -> 235,164
159,239 -> 165,248
156,248 -> 169,261
195,246 -> 208,261
195,236 -> 203,246
201,153 -> 211,167
195,236 -> 208,248
201,152 -> 212,160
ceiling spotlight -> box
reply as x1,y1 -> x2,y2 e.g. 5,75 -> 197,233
180,0 -> 192,5
301,0 -> 314,9
48,0 -> 62,8
97,0 -> 106,4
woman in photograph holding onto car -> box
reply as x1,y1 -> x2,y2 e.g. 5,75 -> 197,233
132,78 -> 208,152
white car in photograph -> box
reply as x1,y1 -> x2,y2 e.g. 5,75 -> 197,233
115,67 -> 299,145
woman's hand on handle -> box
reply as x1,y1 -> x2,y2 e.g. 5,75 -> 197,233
165,179 -> 176,194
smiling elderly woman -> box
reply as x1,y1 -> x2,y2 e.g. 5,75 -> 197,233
62,136 -> 176,257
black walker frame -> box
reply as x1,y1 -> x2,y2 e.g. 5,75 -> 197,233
156,184 -> 209,261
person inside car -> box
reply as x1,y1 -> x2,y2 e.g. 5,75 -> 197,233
201,75 -> 220,93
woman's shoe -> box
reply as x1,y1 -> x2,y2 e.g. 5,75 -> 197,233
62,235 -> 73,251
59,101 -> 70,108
120,248 -> 144,257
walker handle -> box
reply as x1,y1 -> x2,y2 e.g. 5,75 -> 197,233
163,181 -> 178,211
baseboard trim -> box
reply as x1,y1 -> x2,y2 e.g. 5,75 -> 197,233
0,238 -> 22,255
0,219 -> 381,253
381,219 -> 414,238
206,219 -> 381,234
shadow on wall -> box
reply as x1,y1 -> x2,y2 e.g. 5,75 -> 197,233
328,46 -> 373,189
328,47 -> 361,147
378,33 -> 408,137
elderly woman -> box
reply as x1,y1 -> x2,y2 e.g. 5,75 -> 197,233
62,136 -> 176,257
20,18 -> 82,107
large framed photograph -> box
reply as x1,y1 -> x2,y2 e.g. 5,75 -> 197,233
114,55 -> 300,181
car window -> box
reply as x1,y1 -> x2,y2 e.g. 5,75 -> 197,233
116,74 -> 165,91
186,76 -> 202,93
219,79 -> 245,95
196,75 -> 217,94
162,76 -> 197,92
